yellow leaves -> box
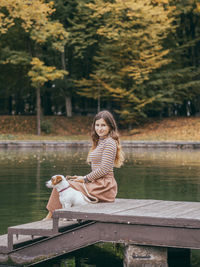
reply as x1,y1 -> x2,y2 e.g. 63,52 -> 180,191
28,74 -> 47,85
0,0 -> 68,52
28,57 -> 68,88
87,2 -> 112,17
82,0 -> 177,120
0,12 -> 14,33
151,0 -> 169,4
121,48 -> 171,83
31,21 -> 68,52
194,2 -> 200,13
96,78 -> 129,98
91,0 -> 174,84
0,0 -> 55,31
30,57 -> 43,67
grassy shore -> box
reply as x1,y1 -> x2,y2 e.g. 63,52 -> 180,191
0,115 -> 200,141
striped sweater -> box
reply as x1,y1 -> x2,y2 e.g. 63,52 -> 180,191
86,136 -> 117,181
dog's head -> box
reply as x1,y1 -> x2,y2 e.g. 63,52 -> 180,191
46,175 -> 65,188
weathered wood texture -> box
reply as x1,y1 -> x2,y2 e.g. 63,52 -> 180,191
54,198 -> 200,228
0,234 -> 42,253
54,198 -> 200,249
1,219 -> 78,252
0,198 -> 200,266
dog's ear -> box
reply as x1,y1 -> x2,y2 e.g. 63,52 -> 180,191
52,175 -> 63,185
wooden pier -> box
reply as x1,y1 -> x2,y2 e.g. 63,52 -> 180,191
1,198 -> 200,266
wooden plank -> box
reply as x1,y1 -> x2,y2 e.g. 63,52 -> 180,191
1,198 -> 200,264
0,234 -> 9,253
5,220 -> 200,267
0,234 -> 41,245
2,198 -> 200,254
7,219 -> 78,244
6,219 -> 79,251
54,211 -> 200,228
99,222 -> 200,249
53,199 -> 160,223
115,201 -> 200,219
55,199 -> 200,218
53,199 -> 200,228
5,222 -> 99,266
8,219 -> 76,231
177,208 -> 200,219
54,199 -> 161,216
0,234 -> 43,253
0,234 -> 8,245
9,220 -> 54,230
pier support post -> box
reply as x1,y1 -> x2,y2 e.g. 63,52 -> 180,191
123,244 -> 168,267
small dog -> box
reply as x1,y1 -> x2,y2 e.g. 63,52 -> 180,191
46,174 -> 90,208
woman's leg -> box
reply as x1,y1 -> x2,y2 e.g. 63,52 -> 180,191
43,211 -> 53,220
44,188 -> 62,219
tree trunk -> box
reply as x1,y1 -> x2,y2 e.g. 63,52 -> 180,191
61,51 -> 72,117
65,96 -> 72,117
61,51 -> 66,70
97,95 -> 101,113
36,87 -> 41,135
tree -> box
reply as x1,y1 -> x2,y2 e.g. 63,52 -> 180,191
28,58 -> 67,135
144,0 -> 200,117
1,0 -> 200,123
51,0 -> 76,117
54,0 -> 100,113
0,0 -> 68,134
76,0 -> 175,121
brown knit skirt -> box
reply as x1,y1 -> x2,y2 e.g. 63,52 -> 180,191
46,173 -> 117,212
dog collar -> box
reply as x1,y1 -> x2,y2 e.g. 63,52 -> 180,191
59,185 -> 70,193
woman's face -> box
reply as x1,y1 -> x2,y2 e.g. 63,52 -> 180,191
95,118 -> 110,137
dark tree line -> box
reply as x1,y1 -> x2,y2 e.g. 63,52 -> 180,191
0,0 -> 200,125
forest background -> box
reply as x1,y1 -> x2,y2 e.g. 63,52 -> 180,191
0,0 -> 200,138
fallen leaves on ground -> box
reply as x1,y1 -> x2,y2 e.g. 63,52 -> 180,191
0,115 -> 200,141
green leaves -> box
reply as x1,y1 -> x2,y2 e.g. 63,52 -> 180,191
0,47 -> 31,65
0,0 -> 69,71
76,0 -> 175,120
0,0 -> 200,123
31,21 -> 68,52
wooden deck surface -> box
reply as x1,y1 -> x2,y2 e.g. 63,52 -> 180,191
1,198 -> 200,265
8,217 -> 75,230
54,198 -> 200,227
0,219 -> 78,252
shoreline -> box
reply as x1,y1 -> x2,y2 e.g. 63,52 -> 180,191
0,140 -> 200,148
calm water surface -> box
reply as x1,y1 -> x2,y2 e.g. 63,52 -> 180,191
0,147 -> 200,266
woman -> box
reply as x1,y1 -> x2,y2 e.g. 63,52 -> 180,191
45,110 -> 125,219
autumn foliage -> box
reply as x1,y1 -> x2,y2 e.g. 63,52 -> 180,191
0,0 -> 200,133
0,115 -> 200,141
0,0 -> 68,135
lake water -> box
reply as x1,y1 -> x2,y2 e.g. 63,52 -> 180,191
0,147 -> 200,266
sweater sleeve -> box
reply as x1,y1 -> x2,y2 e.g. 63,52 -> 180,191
86,139 -> 117,181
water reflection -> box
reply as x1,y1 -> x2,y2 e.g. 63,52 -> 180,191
117,148 -> 200,202
0,147 -> 200,266
0,147 -> 90,233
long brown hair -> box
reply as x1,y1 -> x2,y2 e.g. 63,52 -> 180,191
89,110 -> 125,168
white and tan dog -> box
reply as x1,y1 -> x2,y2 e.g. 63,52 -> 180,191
46,175 -> 89,208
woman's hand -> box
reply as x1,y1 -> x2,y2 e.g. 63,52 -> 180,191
73,176 -> 85,183
66,175 -> 85,183
66,175 -> 78,180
